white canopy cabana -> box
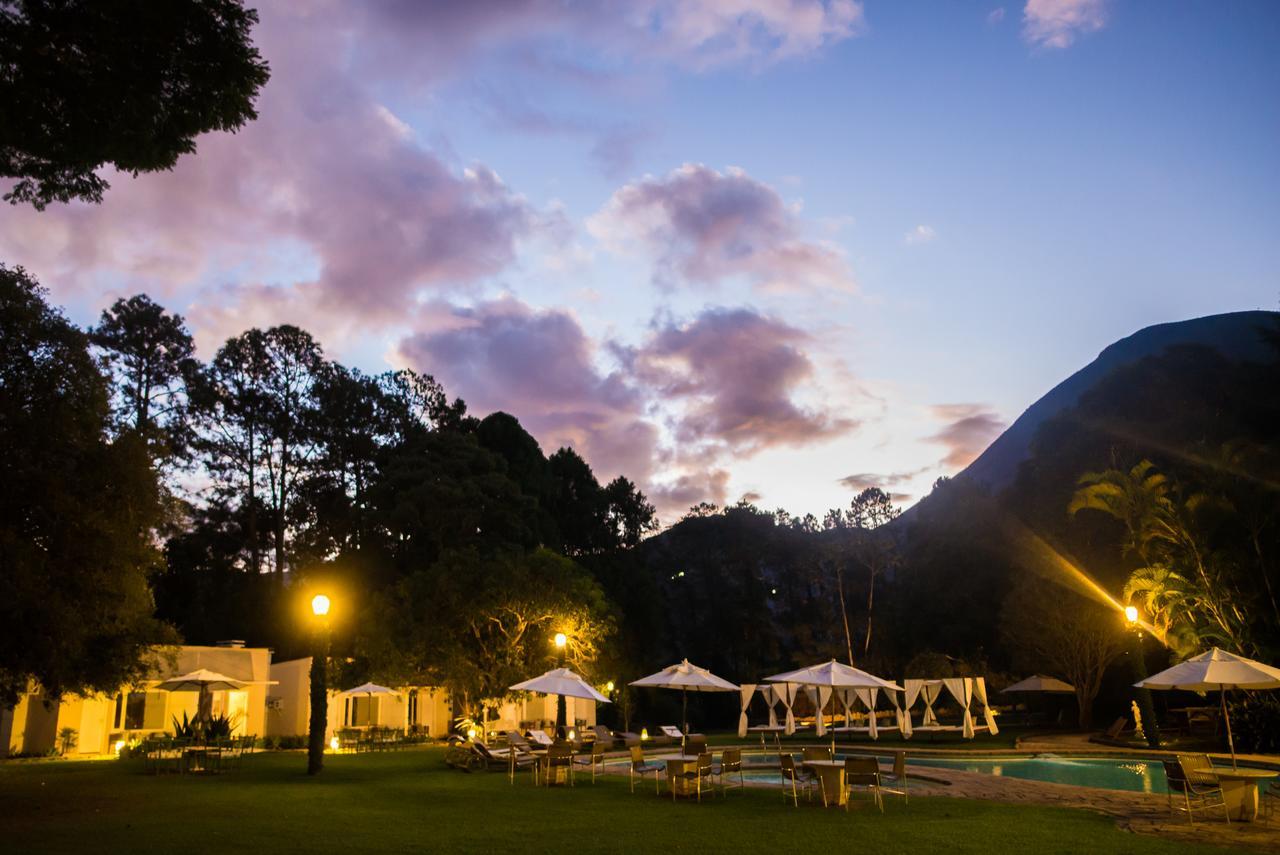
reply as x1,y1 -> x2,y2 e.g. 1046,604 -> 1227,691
1136,647 -> 1280,768
766,660 -> 903,748
901,677 -> 999,739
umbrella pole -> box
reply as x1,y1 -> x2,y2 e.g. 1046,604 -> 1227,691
1221,687 -> 1237,770
682,689 -> 688,751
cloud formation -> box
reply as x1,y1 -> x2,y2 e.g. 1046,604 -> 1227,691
928,404 -> 1006,468
838,469 -> 928,491
624,306 -> 856,454
1022,0 -> 1108,49
588,164 -> 856,293
396,297 -> 658,485
904,224 -> 937,245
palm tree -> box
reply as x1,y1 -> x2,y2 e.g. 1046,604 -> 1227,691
1070,461 -> 1241,650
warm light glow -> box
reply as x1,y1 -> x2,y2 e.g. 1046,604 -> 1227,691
640,728 -> 649,741
467,727 -> 478,741
553,632 -> 567,649
329,736 -> 339,752
568,729 -> 576,741
114,740 -> 126,756
311,594 -> 331,617
605,680 -> 614,694
1124,605 -> 1139,625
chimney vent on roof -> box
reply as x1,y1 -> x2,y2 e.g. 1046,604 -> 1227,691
215,639 -> 246,648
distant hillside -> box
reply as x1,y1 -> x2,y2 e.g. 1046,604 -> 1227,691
957,311 -> 1279,492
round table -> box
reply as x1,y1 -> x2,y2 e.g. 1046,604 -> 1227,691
803,759 -> 847,807
1213,768 -> 1277,821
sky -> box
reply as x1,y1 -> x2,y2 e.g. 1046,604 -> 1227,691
3,0 -> 1278,523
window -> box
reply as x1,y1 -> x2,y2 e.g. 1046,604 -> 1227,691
114,694 -> 124,729
408,690 -> 418,726
124,693 -> 147,729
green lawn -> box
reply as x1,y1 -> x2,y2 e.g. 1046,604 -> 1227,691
0,748 -> 1237,854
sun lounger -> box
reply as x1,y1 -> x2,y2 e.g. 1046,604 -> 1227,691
526,729 -> 555,748
593,725 -> 640,748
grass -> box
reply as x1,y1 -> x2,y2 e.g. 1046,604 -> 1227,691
0,748 -> 1244,854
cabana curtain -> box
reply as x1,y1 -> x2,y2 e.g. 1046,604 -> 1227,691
737,683 -> 757,738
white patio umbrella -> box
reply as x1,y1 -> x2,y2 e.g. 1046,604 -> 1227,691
630,659 -> 738,742
155,669 -> 248,729
1136,647 -> 1280,768
511,668 -> 610,735
337,682 -> 400,727
1002,675 -> 1075,694
765,659 -> 904,750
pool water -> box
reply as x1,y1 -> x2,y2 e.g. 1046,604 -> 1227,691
910,755 -> 1169,794
607,753 -> 1274,795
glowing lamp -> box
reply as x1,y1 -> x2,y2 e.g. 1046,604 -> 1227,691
605,680 -> 615,694
553,632 -> 567,650
640,728 -> 649,741
1124,605 -> 1138,625
467,727 -> 478,741
568,729 -> 576,741
114,739 -> 126,756
329,736 -> 339,752
311,594 -> 331,617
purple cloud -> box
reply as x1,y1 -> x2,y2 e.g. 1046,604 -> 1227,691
1022,0 -> 1108,49
396,297 -> 658,485
928,404 -> 1006,468
625,306 -> 856,453
589,164 -> 856,293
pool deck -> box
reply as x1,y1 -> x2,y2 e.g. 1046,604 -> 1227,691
610,737 -> 1280,851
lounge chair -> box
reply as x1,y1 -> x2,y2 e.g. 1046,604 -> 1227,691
629,745 -> 663,794
659,725 -> 684,742
844,756 -> 884,811
675,752 -> 715,802
573,743 -> 607,784
594,724 -> 641,748
879,751 -> 908,804
1163,759 -> 1230,825
1103,717 -> 1127,740
526,729 -> 555,748
472,740 -> 535,779
506,730 -> 536,753
713,748 -> 744,796
780,755 -> 816,806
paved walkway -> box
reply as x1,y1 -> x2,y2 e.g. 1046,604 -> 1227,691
904,765 -> 1279,852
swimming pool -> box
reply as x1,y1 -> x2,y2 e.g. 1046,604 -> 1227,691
908,755 -> 1253,794
608,753 -> 1275,795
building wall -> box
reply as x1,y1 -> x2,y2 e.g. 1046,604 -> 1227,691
1,644 -> 274,758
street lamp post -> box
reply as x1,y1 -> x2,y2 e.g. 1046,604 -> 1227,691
308,594 -> 331,775
1125,605 -> 1161,749
553,632 -> 567,736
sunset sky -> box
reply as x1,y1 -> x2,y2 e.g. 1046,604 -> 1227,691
3,1 -> 1277,522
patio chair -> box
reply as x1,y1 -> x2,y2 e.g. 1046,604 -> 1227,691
573,743 -> 607,784
629,746 -> 663,795
879,751 -> 908,804
713,748 -> 744,796
545,743 -> 574,787
674,752 -> 715,802
1162,759 -> 1230,825
780,755 -> 816,807
844,756 -> 884,812
686,735 -> 708,757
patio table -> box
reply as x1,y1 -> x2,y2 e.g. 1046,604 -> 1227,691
803,759 -> 847,807
1213,768 -> 1277,821
651,754 -> 701,798
748,725 -> 786,755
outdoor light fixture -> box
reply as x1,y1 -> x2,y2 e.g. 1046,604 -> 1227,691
312,594 -> 331,617
329,736 -> 339,752
640,728 -> 649,741
554,632 -> 567,649
1124,605 -> 1138,625
308,593 -> 333,775
114,740 -> 126,756
605,680 -> 614,694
